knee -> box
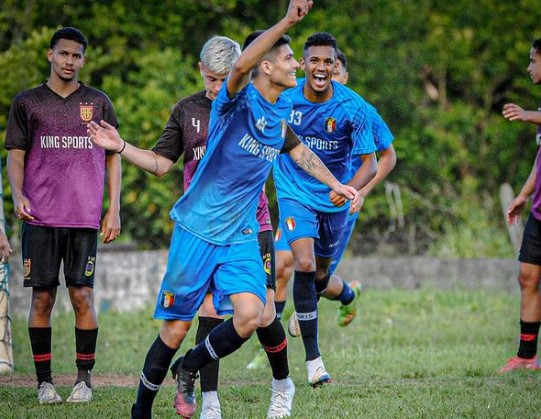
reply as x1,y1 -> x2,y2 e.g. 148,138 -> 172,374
517,271 -> 540,291
234,307 -> 263,337
70,287 -> 94,313
295,257 -> 316,272
31,291 -> 55,316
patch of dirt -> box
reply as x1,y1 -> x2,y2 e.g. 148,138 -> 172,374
0,373 -> 140,387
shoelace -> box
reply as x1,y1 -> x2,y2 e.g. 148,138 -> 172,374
268,388 -> 290,415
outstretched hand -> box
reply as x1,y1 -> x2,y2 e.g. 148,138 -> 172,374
502,103 -> 528,122
87,120 -> 124,152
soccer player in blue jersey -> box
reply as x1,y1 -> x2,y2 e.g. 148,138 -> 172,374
273,33 -> 380,387
88,1 -> 361,418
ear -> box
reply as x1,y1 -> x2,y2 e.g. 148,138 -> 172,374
198,62 -> 204,76
300,57 -> 306,72
261,60 -> 273,76
47,49 -> 54,64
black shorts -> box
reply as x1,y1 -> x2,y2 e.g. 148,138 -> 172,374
258,230 -> 276,290
21,223 -> 98,288
518,214 -> 541,266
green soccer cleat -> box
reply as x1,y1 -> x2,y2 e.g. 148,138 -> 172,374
246,347 -> 268,370
337,281 -> 362,327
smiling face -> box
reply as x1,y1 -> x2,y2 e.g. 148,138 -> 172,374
48,38 -> 85,84
267,44 -> 300,90
301,45 -> 336,102
528,47 -> 541,85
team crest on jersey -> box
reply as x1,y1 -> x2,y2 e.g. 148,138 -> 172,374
79,103 -> 94,123
324,117 -> 336,133
23,258 -> 31,279
263,252 -> 272,275
161,290 -> 175,309
281,120 -> 287,139
85,257 -> 95,277
285,217 -> 296,231
274,228 -> 282,242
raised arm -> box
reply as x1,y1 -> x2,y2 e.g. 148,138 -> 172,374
87,120 -> 175,177
226,0 -> 313,97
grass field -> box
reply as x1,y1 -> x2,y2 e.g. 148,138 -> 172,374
1,287 -> 540,418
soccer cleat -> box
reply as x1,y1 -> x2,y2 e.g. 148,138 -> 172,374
498,356 -> 540,373
200,404 -> 222,419
337,281 -> 362,327
66,381 -> 93,403
306,357 -> 332,388
267,377 -> 295,419
287,312 -> 301,338
246,347 -> 267,370
171,356 -> 198,418
38,381 -> 63,404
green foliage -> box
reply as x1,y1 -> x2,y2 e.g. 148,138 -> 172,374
1,0 -> 541,253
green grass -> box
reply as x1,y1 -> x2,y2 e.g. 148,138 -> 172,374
1,287 -> 541,418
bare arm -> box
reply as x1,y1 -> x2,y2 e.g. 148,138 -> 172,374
507,157 -> 537,225
287,142 -> 360,212
87,120 -> 175,177
360,144 -> 397,197
502,103 -> 541,124
100,153 -> 122,243
226,0 -> 313,97
7,149 -> 34,220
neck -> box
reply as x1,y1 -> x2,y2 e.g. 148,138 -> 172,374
252,77 -> 284,104
46,76 -> 80,98
303,82 -> 333,103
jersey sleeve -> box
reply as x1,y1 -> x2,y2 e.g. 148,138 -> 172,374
281,124 -> 301,153
350,99 -> 377,156
4,95 -> 30,150
151,103 -> 185,163
368,104 -> 394,152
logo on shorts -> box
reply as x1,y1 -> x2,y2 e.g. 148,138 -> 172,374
285,217 -> 296,231
263,252 -> 272,275
79,103 -> 94,123
161,290 -> 175,309
324,117 -> 336,133
85,257 -> 95,277
23,258 -> 31,279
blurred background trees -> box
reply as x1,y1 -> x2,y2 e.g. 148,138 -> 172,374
1,0 -> 540,256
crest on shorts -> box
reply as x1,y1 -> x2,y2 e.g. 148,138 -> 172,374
79,103 -> 94,123
23,258 -> 31,279
85,257 -> 95,277
324,117 -> 336,133
161,290 -> 175,309
285,217 -> 296,231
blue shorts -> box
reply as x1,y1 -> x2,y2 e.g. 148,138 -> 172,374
329,212 -> 359,274
274,223 -> 290,252
277,198 -> 348,258
154,225 -> 267,321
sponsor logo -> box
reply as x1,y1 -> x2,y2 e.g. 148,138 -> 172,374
161,290 -> 175,309
285,217 -> 296,231
324,117 -> 336,133
256,116 -> 267,133
85,257 -> 95,277
23,258 -> 31,279
242,228 -> 254,235
79,103 -> 94,123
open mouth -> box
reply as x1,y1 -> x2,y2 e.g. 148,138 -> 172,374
313,74 -> 328,88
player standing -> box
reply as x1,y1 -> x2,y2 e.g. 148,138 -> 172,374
499,37 -> 541,373
273,32 -> 378,386
5,27 -> 121,404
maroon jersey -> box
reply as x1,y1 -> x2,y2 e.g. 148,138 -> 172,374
5,83 -> 118,229
151,90 -> 272,231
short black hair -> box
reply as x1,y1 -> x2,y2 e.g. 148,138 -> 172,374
303,32 -> 337,57
50,27 -> 88,52
336,48 -> 348,70
533,38 -> 541,55
242,30 -> 291,52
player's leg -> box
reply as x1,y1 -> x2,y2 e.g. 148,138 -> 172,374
173,240 -> 266,418
23,223 -> 63,404
274,226 -> 295,321
500,214 -> 541,373
65,228 -> 99,402
194,294 -> 224,418
322,214 -> 362,327
132,225 -> 211,419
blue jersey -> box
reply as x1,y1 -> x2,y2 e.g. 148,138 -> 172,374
273,79 -> 376,212
170,82 -> 291,245
349,102 -> 394,177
